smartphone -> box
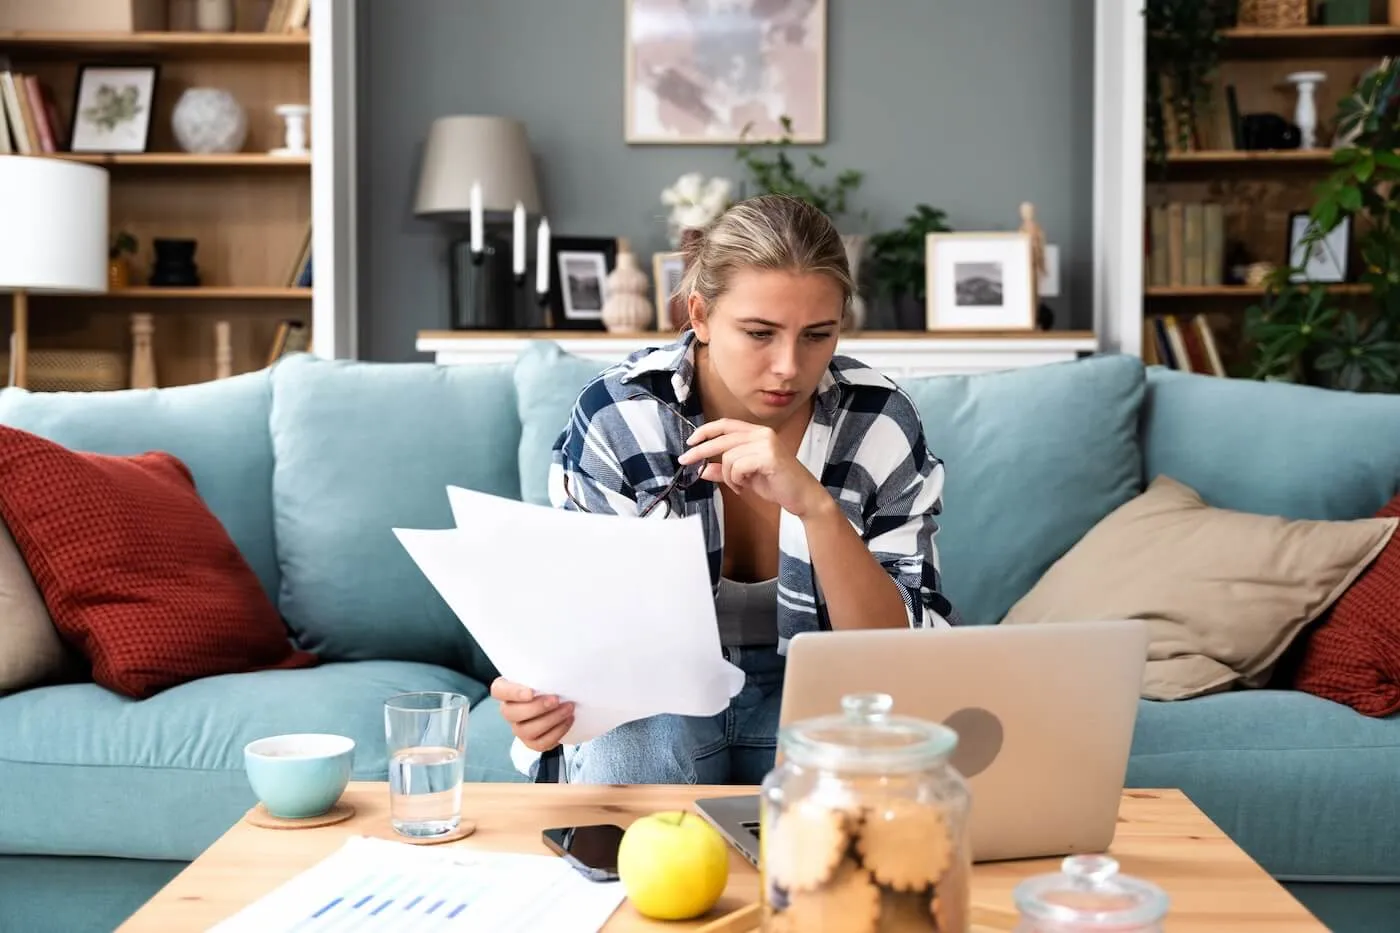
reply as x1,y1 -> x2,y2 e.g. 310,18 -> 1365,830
541,823 -> 626,882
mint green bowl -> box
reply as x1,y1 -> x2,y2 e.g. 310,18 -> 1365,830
244,733 -> 355,818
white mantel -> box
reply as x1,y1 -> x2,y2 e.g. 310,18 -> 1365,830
416,330 -> 1100,378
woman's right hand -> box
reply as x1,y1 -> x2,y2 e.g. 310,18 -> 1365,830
490,678 -> 575,753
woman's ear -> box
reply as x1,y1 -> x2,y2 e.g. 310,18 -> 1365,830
688,294 -> 710,343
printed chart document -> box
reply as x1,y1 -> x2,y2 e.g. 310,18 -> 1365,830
393,486 -> 745,744
209,835 -> 624,932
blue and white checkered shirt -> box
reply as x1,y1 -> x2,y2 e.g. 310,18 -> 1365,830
546,329 -> 960,640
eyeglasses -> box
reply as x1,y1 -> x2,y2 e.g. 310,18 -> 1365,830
562,391 -> 707,519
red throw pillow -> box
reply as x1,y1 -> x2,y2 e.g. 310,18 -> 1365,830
1291,491 -> 1400,717
0,426 -> 316,698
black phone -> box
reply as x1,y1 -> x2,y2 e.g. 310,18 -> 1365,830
541,823 -> 626,882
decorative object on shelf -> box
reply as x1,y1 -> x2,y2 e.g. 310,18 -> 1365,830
414,115 -> 544,329
69,64 -> 158,155
868,204 -> 953,332
601,247 -> 653,333
129,312 -> 156,389
735,115 -> 862,227
1144,0 -> 1232,163
624,0 -> 826,144
652,250 -> 687,330
1287,211 -> 1350,283
1240,112 -> 1302,150
548,237 -> 618,331
924,232 -> 1037,332
271,104 -> 310,157
0,157 -> 108,389
108,230 -> 138,290
1236,0 -> 1308,27
1019,202 -> 1048,308
195,0 -> 235,31
1286,71 -> 1327,150
149,238 -> 201,287
1322,0 -> 1371,24
659,172 -> 732,247
23,349 -> 126,393
840,234 -> 868,332
215,321 -> 233,379
172,87 -> 248,154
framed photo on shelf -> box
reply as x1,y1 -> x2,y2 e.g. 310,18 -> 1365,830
548,236 -> 618,330
1287,212 -> 1351,284
69,64 -> 158,154
652,250 -> 687,330
925,232 -> 1037,331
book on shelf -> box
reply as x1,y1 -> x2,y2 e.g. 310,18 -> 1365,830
265,0 -> 311,33
1146,313 -> 1226,377
0,68 -> 64,156
266,319 -> 310,366
286,223 -> 313,288
1145,200 -> 1225,288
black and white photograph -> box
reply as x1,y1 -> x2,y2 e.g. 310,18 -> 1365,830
926,232 -> 1036,331
954,261 -> 1004,307
69,64 -> 158,154
546,236 -> 618,329
560,252 -> 607,318
1288,212 -> 1351,284
653,251 -> 686,329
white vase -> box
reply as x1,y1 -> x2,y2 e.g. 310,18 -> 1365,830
195,0 -> 234,31
601,252 -> 654,333
841,234 -> 868,332
1287,71 -> 1326,150
172,88 -> 247,154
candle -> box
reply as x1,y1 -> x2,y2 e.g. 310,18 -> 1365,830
512,201 -> 526,276
469,181 -> 483,253
536,216 -> 551,294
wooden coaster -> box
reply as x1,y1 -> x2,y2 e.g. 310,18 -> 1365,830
245,801 -> 356,830
392,820 -> 477,845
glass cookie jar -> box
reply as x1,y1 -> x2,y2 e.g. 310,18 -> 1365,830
758,693 -> 971,933
1013,855 -> 1170,932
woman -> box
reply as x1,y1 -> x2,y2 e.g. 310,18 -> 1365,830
492,193 -> 958,785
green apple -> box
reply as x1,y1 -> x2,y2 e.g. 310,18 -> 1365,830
617,810 -> 730,920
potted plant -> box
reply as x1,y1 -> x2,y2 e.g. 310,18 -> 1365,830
109,230 -> 138,289
866,204 -> 953,330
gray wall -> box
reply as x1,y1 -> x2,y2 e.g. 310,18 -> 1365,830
358,0 -> 1096,361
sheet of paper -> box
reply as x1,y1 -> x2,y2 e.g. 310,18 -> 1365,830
394,486 -> 744,744
209,835 -> 625,932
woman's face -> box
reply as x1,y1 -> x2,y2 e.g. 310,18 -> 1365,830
690,268 -> 844,425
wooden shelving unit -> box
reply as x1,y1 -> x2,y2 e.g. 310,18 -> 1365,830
0,0 -> 312,389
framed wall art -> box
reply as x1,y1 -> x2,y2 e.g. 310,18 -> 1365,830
69,64 -> 158,154
652,250 -> 687,330
548,236 -> 618,330
624,0 -> 826,144
1287,211 -> 1351,284
925,232 -> 1037,331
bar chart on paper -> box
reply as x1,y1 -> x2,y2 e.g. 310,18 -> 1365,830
209,836 -> 625,932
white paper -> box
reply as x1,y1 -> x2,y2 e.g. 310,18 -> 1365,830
209,835 -> 624,932
394,486 -> 744,744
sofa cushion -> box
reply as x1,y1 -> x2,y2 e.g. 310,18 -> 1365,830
268,354 -> 522,685
513,340 -> 611,506
1143,367 -> 1400,520
0,518 -> 77,695
0,660 -> 489,861
899,354 -> 1146,625
0,369 -> 280,602
1127,690 -> 1400,881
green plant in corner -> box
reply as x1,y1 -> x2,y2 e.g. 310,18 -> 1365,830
1144,0 -> 1234,164
109,230 -> 137,260
734,115 -> 863,225
866,204 -> 952,305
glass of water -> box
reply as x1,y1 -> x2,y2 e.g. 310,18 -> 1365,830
384,691 -> 469,838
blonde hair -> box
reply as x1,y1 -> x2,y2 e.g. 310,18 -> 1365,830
676,194 -> 853,329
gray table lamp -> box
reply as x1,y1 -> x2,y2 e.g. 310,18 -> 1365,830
414,116 -> 545,330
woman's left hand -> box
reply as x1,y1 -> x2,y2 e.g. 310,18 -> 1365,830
678,418 -> 830,518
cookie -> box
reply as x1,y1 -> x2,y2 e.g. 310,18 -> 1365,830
766,801 -> 851,892
856,800 -> 953,892
783,860 -> 881,933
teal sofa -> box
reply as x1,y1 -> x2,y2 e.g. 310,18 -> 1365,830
0,344 -> 1397,933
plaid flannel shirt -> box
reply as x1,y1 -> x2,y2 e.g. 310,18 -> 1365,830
546,329 -> 959,639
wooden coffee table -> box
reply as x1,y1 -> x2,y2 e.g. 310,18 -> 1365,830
117,783 -> 1325,932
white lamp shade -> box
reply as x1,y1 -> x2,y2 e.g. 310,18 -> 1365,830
0,156 -> 107,293
414,115 -> 542,217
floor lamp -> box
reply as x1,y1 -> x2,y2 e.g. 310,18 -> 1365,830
0,157 -> 108,389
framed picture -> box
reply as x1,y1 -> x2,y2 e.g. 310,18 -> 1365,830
653,250 -> 687,330
548,237 -> 618,330
624,0 -> 826,144
69,64 -> 158,154
925,232 -> 1037,331
1287,212 -> 1351,284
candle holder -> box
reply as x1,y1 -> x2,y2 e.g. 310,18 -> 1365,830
448,233 -> 511,329
270,104 -> 310,157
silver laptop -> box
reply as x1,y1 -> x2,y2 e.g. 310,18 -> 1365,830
695,619 -> 1148,865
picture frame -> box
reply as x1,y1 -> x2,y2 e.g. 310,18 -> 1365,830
652,250 -> 687,330
624,0 -> 826,144
1287,212 -> 1351,284
548,236 -> 618,330
69,64 -> 159,154
925,232 -> 1037,331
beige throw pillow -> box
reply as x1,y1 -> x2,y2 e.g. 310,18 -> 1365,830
0,518 -> 77,694
1002,475 -> 1398,701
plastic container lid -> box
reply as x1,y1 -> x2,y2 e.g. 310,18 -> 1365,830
777,692 -> 959,774
1014,855 -> 1169,929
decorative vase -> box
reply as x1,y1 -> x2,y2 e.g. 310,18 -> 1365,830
1287,71 -> 1326,150
841,234 -> 868,332
108,257 -> 130,290
601,251 -> 654,333
172,88 -> 247,154
130,313 -> 156,389
194,0 -> 234,31
271,104 -> 311,156
150,238 -> 201,287
215,320 -> 233,379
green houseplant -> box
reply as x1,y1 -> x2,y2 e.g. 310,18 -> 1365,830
1144,0 -> 1235,163
734,115 -> 863,225
866,204 -> 952,330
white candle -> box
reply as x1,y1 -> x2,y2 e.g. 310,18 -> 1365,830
469,181 -> 483,253
535,216 -> 551,293
512,201 -> 526,276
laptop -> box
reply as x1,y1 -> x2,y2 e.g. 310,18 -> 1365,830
695,618 -> 1148,865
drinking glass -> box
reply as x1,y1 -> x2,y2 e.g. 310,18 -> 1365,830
383,691 -> 469,837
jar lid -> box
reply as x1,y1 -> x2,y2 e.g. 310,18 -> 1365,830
778,693 -> 958,773
1013,855 -> 1169,928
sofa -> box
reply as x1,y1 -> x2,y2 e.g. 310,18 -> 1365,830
0,342 -> 1396,933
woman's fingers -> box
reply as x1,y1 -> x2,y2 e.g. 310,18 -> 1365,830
490,677 -> 535,703
499,693 -> 564,724
517,701 -> 576,743
530,716 -> 575,752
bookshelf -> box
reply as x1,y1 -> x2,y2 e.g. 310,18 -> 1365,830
0,0 -> 354,390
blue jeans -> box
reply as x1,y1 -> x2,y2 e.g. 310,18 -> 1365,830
565,645 -> 784,785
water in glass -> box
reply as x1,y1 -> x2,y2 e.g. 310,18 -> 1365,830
389,744 -> 464,837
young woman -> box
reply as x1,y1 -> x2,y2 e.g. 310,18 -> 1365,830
492,193 -> 958,785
